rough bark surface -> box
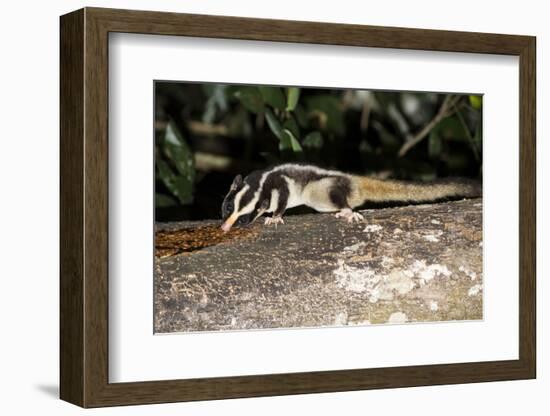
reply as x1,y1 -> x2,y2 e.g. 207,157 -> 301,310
155,199 -> 483,333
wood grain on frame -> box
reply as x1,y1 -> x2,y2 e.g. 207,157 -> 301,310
60,7 -> 536,407
60,8 -> 85,406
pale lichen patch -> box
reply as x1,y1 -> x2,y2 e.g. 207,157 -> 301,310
423,230 -> 443,242
333,311 -> 348,326
333,257 -> 418,302
351,319 -> 371,326
333,260 -> 378,294
459,265 -> 477,280
381,256 -> 395,268
468,284 -> 483,296
429,300 -> 439,311
388,312 -> 408,323
343,242 -> 367,253
368,289 -> 380,303
408,260 -> 452,283
363,224 -> 383,233
377,270 -> 415,300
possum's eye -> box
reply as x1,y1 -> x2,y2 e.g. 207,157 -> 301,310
222,201 -> 234,219
236,214 -> 250,226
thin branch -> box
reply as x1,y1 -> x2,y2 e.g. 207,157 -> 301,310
360,99 -> 371,132
155,120 -> 231,136
187,120 -> 229,136
454,105 -> 481,162
398,94 -> 461,157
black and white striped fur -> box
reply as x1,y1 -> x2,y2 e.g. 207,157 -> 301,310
220,163 -> 481,232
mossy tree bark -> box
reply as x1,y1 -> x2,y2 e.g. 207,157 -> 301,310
155,199 -> 483,333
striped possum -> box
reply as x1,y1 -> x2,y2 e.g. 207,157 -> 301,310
220,163 -> 481,232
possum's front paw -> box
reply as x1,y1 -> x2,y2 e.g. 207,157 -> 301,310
264,216 -> 285,227
335,208 -> 364,223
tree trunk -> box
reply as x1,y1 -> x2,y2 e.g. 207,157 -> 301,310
155,198 -> 483,333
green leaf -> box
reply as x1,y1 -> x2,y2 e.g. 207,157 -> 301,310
155,193 -> 178,208
282,129 -> 303,152
157,121 -> 195,205
302,131 -> 323,149
258,86 -> 286,110
438,116 -> 466,142
283,116 -> 300,139
164,122 -> 196,180
293,105 -> 308,128
445,152 -> 470,171
202,84 -> 228,123
278,132 -> 291,151
305,94 -> 345,135
473,123 -> 482,144
233,87 -> 264,113
156,158 -> 194,205
471,122 -> 482,159
469,95 -> 482,110
286,87 -> 301,111
265,107 -> 284,140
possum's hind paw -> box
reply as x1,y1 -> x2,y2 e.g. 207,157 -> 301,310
264,216 -> 285,227
335,208 -> 364,223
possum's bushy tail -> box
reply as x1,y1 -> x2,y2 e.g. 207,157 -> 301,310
355,176 -> 482,204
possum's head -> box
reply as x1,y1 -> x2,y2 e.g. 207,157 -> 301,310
221,173 -> 269,232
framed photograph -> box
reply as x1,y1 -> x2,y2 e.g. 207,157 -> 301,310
60,7 -> 536,408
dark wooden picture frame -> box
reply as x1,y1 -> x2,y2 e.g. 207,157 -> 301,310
60,7 -> 536,408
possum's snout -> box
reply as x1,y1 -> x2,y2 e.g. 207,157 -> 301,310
221,214 -> 238,232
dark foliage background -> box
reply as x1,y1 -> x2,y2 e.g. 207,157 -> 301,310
155,82 -> 482,222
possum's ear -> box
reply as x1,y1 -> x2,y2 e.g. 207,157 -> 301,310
230,174 -> 243,191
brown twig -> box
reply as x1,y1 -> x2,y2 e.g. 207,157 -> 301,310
398,94 -> 462,157
454,104 -> 481,162
360,99 -> 371,132
188,120 -> 229,136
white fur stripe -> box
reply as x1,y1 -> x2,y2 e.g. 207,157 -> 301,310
234,164 -> 350,217
232,184 -> 249,216
270,164 -> 350,178
268,189 -> 279,213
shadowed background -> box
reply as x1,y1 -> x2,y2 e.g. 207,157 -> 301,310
155,82 -> 482,222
